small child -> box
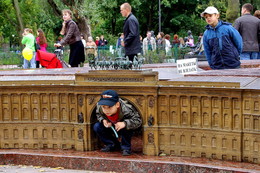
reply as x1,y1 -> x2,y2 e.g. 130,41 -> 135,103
201,6 -> 243,69
21,28 -> 36,69
93,90 -> 142,156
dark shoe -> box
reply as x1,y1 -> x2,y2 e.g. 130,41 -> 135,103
101,144 -> 121,152
114,142 -> 121,151
101,145 -> 114,152
122,150 -> 131,156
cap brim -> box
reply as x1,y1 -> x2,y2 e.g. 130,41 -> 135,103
201,11 -> 219,17
98,99 -> 117,106
201,12 -> 206,17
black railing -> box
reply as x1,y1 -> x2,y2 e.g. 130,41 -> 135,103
0,44 -> 201,69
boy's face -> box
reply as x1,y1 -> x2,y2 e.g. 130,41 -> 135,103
204,14 -> 219,27
101,102 -> 120,116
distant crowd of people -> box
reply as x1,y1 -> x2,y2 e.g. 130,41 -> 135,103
85,29 -> 201,59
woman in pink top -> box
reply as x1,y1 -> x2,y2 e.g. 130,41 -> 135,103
36,29 -> 48,68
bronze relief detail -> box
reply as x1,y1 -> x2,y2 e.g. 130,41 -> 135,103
148,132 -> 154,144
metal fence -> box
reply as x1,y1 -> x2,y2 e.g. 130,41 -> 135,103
0,45 -> 192,69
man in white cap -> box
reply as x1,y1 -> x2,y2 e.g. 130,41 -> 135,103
201,6 -> 242,69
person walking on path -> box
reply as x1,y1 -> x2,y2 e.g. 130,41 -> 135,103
164,34 -> 172,57
21,28 -> 36,69
234,3 -> 260,60
54,9 -> 85,67
120,3 -> 141,62
85,36 -> 97,59
156,32 -> 165,52
98,35 -> 108,47
201,6 -> 242,69
36,29 -> 48,68
254,10 -> 260,59
116,33 -> 124,57
143,31 -> 157,56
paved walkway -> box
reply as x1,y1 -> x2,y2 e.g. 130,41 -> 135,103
0,165 -> 105,173
0,149 -> 259,173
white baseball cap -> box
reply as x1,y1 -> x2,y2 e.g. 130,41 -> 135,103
201,6 -> 219,17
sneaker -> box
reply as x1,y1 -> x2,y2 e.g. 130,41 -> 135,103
101,145 -> 114,152
114,142 -> 121,151
101,144 -> 121,152
122,150 -> 131,156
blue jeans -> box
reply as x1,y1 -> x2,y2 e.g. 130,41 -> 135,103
240,52 -> 258,60
93,122 -> 133,150
23,52 -> 36,69
198,50 -> 204,55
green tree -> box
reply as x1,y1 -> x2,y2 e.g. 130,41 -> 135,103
0,0 -> 17,45
226,0 -> 240,23
47,0 -> 92,39
0,0 -> 259,50
92,0 -> 142,35
13,0 -> 24,35
158,0 -> 209,37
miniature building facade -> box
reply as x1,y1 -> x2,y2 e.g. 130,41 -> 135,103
0,70 -> 259,164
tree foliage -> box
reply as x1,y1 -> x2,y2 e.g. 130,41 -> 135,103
0,0 -> 258,47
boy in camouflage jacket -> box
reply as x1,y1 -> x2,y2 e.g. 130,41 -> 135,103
93,90 -> 142,156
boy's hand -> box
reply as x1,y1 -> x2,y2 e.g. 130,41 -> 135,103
115,121 -> 126,131
103,119 -> 112,128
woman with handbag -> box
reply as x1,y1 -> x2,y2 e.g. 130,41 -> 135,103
54,9 -> 85,67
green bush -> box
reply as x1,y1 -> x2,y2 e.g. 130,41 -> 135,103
0,51 -> 23,66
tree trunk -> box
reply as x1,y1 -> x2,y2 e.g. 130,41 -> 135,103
111,8 -> 117,35
226,0 -> 240,23
47,0 -> 62,16
47,0 -> 91,39
72,8 -> 91,39
13,0 -> 24,46
76,16 -> 91,39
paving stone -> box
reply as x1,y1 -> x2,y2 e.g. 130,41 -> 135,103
0,149 -> 259,173
0,165 -> 105,173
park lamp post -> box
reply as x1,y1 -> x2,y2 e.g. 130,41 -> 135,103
158,0 -> 161,32
12,34 -> 15,49
10,34 -> 15,50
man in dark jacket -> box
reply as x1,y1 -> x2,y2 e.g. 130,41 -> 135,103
120,3 -> 141,62
234,3 -> 260,60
